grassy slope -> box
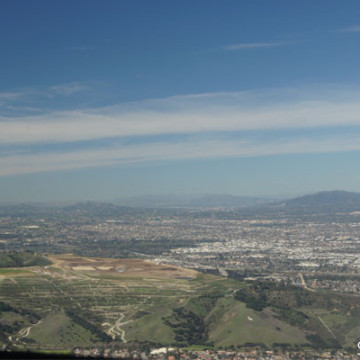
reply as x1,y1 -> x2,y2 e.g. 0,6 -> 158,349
124,310 -> 175,344
1,255 -> 360,350
207,298 -> 307,346
303,307 -> 360,348
27,312 -> 98,349
0,269 -> 33,276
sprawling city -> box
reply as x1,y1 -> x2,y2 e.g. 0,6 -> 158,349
1,191 -> 360,358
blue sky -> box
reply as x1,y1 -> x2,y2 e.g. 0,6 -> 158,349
1,0 -> 360,202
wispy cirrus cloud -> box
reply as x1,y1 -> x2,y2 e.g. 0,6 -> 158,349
223,41 -> 293,50
1,88 -> 360,145
0,90 -> 37,101
1,85 -> 360,177
0,82 -> 91,104
49,82 -> 91,96
1,131 -> 360,177
0,82 -> 94,116
334,25 -> 360,33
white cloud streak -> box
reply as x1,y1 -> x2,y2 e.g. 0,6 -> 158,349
335,25 -> 360,33
0,91 -> 34,101
1,93 -> 360,144
223,41 -> 292,50
49,82 -> 90,96
1,86 -> 360,177
0,133 -> 359,177
0,82 -> 91,107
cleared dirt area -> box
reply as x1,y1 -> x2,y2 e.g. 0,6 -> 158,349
49,254 -> 198,280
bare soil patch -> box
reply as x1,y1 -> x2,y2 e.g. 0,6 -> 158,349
49,254 -> 197,280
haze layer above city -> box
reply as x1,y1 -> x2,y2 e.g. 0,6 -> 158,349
1,0 -> 360,202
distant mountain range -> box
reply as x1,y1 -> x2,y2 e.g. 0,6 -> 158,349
277,190 -> 360,213
1,191 -> 360,215
115,191 -> 360,213
115,194 -> 276,208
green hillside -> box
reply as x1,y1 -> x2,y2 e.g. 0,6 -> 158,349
0,251 -> 52,268
0,254 -> 359,352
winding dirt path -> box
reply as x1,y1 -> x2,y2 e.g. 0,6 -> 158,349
299,273 -> 315,292
15,319 -> 42,343
106,313 -> 133,343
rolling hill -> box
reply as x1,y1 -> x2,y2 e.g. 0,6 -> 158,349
1,253 -> 360,352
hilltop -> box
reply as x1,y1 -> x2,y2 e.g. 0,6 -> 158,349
280,190 -> 360,213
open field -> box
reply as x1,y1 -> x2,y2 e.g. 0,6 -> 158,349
1,254 -> 360,352
49,254 -> 197,280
